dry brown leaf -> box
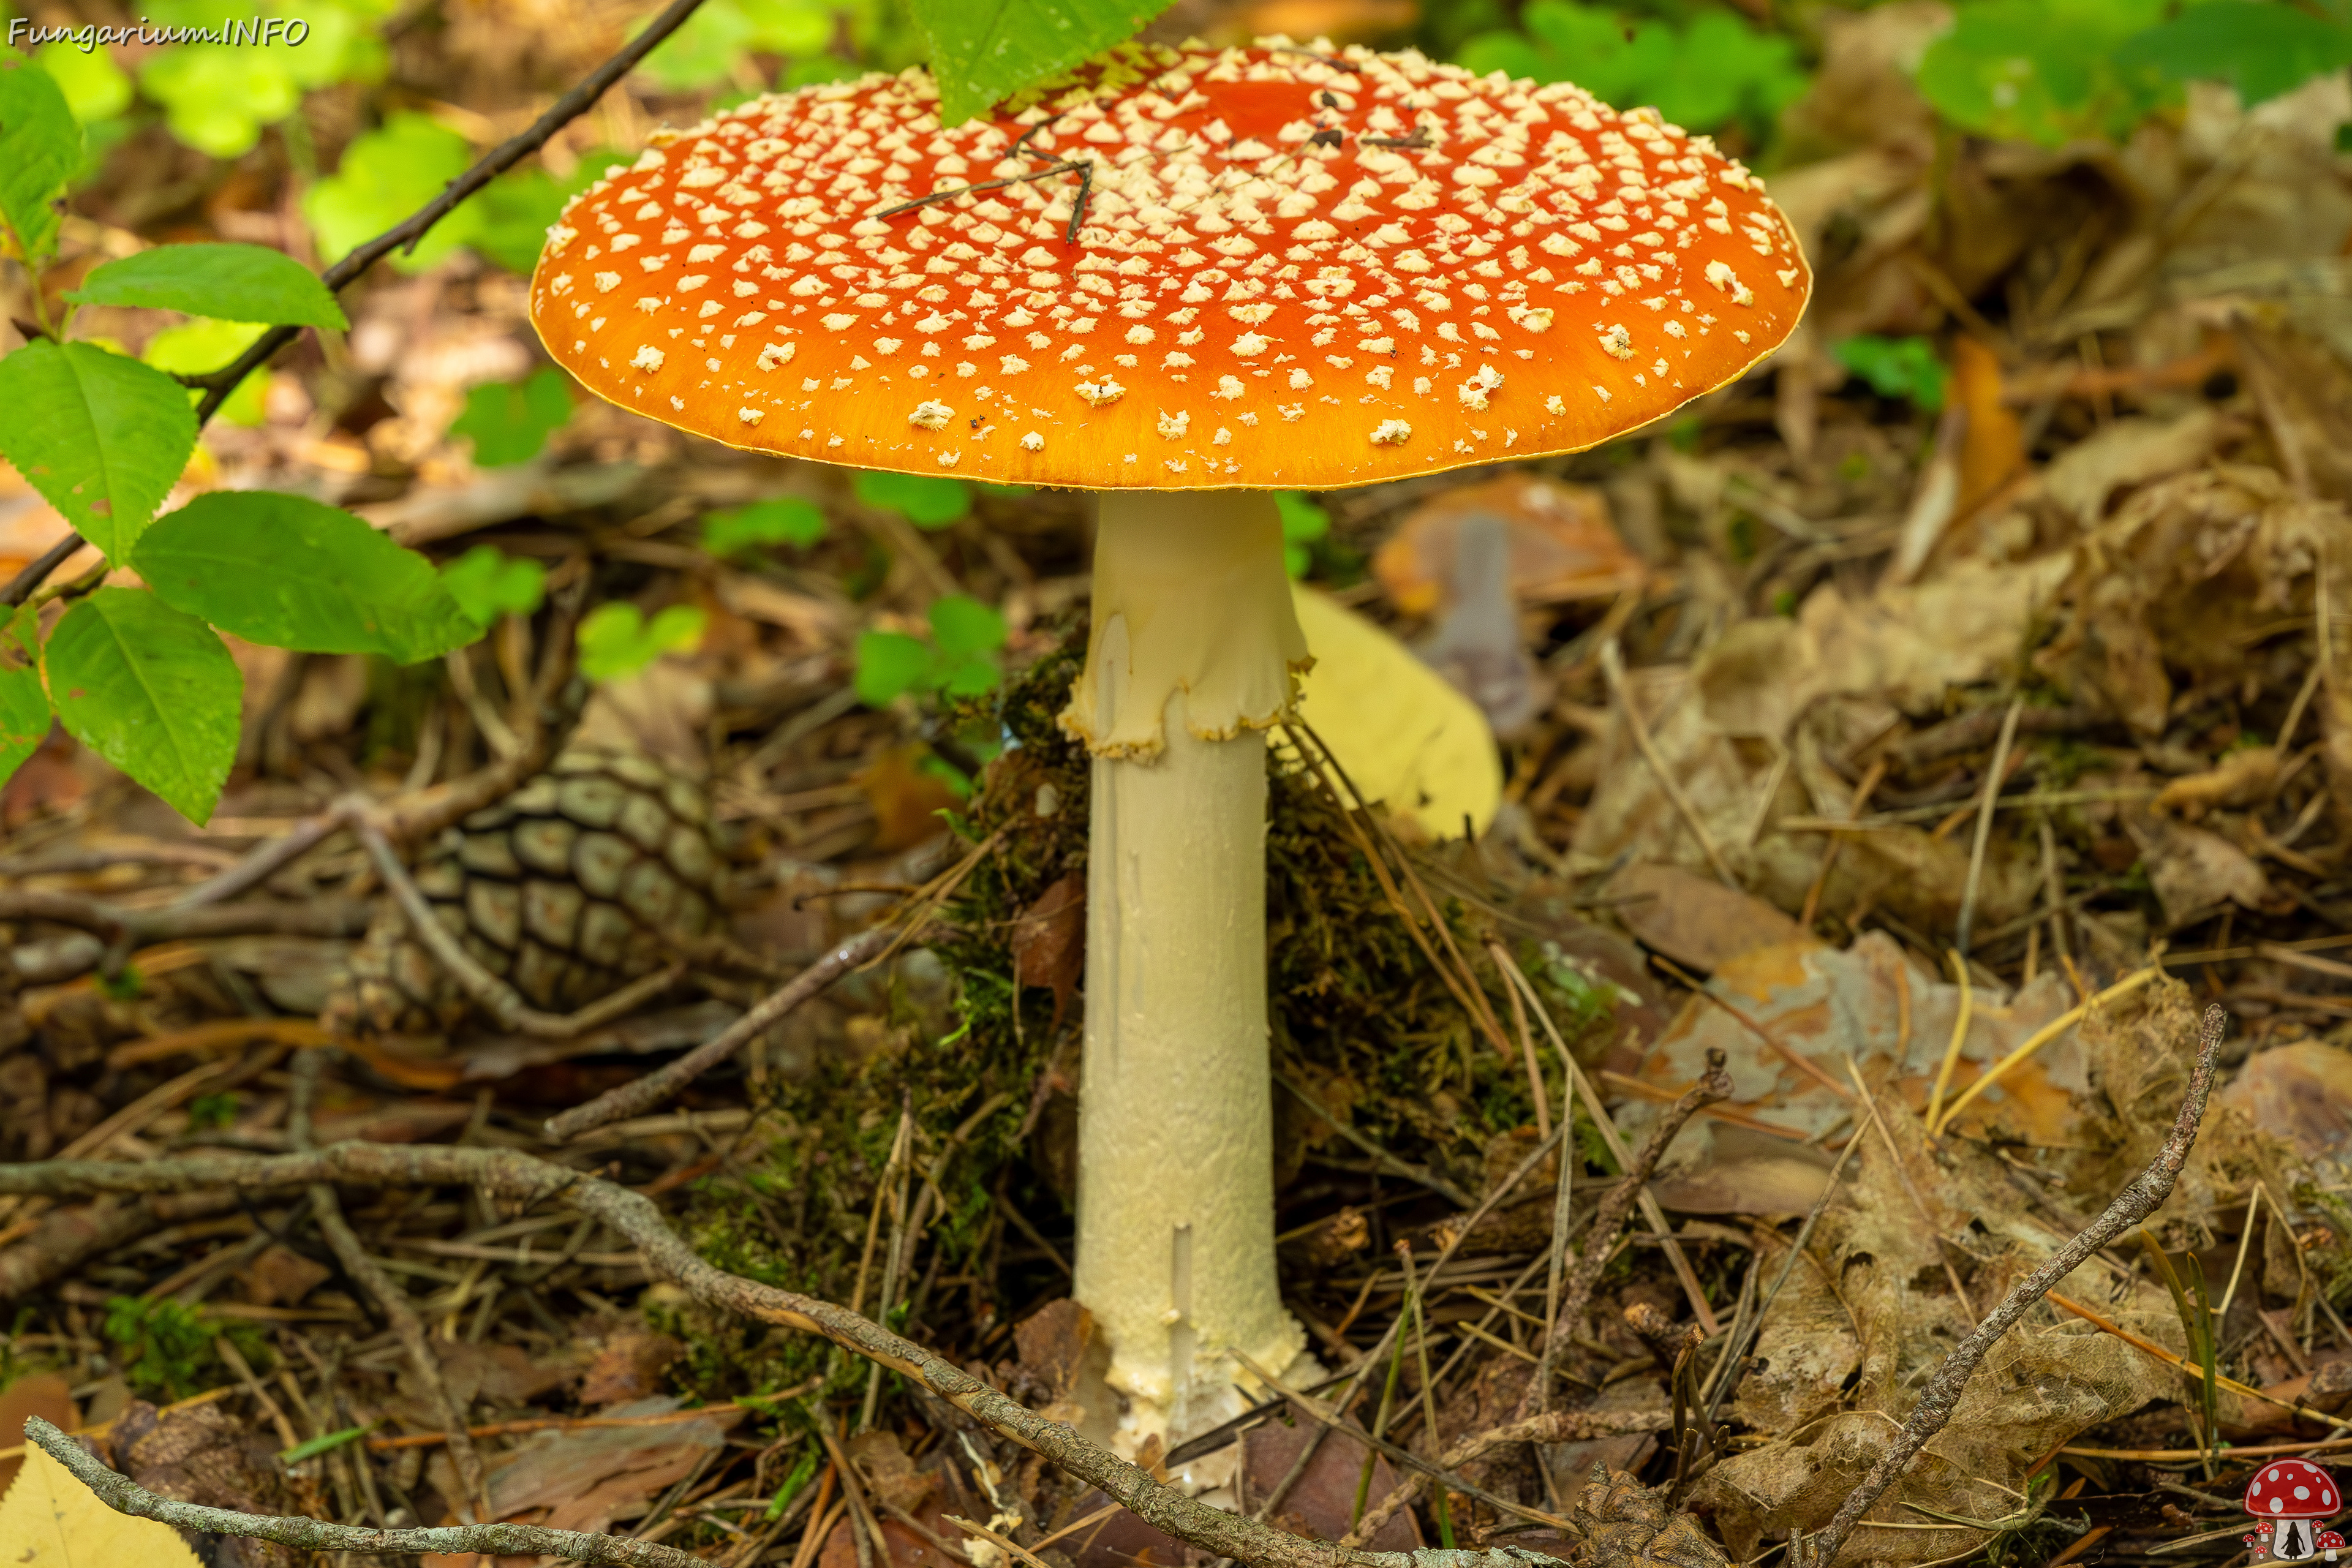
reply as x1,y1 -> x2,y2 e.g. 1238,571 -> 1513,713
2125,812 -> 2274,924
0,1376 -> 75,1496
1607,863 -> 1809,973
1009,873 -> 1084,1037
1373,473 -> 1642,617
1953,336 -> 2024,515
2154,745 -> 2283,818
2043,408 -> 2235,526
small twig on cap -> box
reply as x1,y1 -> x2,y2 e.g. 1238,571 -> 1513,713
1795,1003 -> 2227,1568
23,1417 -> 703,1567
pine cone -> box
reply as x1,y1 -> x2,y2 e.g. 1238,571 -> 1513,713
324,748 -> 727,1037
1568,1467 -> 1728,1568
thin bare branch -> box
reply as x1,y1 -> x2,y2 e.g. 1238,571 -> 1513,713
0,1142 -> 1566,1568
1795,1003 -> 2226,1568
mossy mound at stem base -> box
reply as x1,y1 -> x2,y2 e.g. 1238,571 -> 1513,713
661,630 -> 1608,1412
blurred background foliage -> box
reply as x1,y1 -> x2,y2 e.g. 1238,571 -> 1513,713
7,0 -> 2350,296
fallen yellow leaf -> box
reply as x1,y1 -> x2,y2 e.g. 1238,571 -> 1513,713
0,1439 -> 203,1566
1290,582 -> 1501,839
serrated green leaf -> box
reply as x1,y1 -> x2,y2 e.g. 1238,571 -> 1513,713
0,56 -> 81,262
44,587 -> 241,824
133,491 -> 477,663
0,340 -> 198,562
0,665 -> 53,796
70,243 -> 347,329
704,497 -> 827,556
303,111 -> 480,272
853,629 -> 934,706
927,594 -> 1005,660
577,601 -> 706,683
449,369 -> 573,467
908,0 -> 1175,126
854,470 -> 970,528
442,545 -> 547,628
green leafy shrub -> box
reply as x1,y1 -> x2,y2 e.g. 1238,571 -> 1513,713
854,594 -> 1006,706
0,62 -> 482,823
854,470 -> 971,529
104,1295 -> 222,1399
704,497 -> 829,557
448,369 -> 574,467
1917,0 -> 2352,148
578,602 -> 707,683
1455,1 -> 1807,142
442,546 -> 549,630
135,0 -> 393,157
1831,334 -> 1948,411
1273,491 -> 1330,580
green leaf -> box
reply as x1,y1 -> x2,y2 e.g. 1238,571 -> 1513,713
34,40 -> 134,125
853,629 -> 934,706
44,587 -> 241,823
0,339 -> 198,562
908,0 -> 1177,126
141,318 -> 270,426
1915,0 -> 2169,148
1831,335 -> 1948,412
704,497 -> 828,556
1455,1 -> 1800,138
303,111 -> 480,273
134,491 -> 477,662
2111,0 -> 2352,107
0,664 -> 54,796
1273,490 -> 1329,579
442,545 -> 548,628
470,150 -> 632,274
577,601 -> 706,683
449,369 -> 573,467
70,243 -> 347,328
277,1423 -> 375,1465
927,594 -> 1005,660
854,470 -> 970,528
0,55 -> 81,262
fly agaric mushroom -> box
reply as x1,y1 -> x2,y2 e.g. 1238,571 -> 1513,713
2247,1459 -> 2342,1561
528,39 -> 1809,1453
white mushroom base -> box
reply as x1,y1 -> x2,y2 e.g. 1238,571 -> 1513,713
1066,492 -> 1316,1464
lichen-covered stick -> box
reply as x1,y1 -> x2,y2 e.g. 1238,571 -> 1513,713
23,1422 -> 703,1568
1795,1003 -> 2227,1568
0,1143 -> 1565,1568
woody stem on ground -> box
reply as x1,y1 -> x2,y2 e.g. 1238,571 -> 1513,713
0,1141 -> 1569,1568
1796,1003 -> 2228,1568
1063,489 -> 1312,1452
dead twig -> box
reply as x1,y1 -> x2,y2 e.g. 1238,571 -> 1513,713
545,924 -> 900,1139
1340,1408 -> 1672,1549
1599,640 -> 1738,888
1794,1003 -> 2227,1568
1954,697 -> 2025,957
291,1054 -> 491,1522
1518,1049 -> 1730,1421
0,1142 -> 1567,1568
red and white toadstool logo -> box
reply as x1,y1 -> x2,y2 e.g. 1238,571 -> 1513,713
2247,1461 -> 2343,1562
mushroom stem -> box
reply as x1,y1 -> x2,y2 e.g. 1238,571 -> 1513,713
1067,491 -> 1313,1454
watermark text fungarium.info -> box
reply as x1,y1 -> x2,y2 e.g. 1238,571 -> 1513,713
7,17 -> 313,50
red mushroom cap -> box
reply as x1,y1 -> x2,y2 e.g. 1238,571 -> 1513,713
2249,1460 -> 2341,1517
529,40 -> 1809,489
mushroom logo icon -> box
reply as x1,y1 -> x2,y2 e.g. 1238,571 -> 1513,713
2245,1460 -> 2344,1561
